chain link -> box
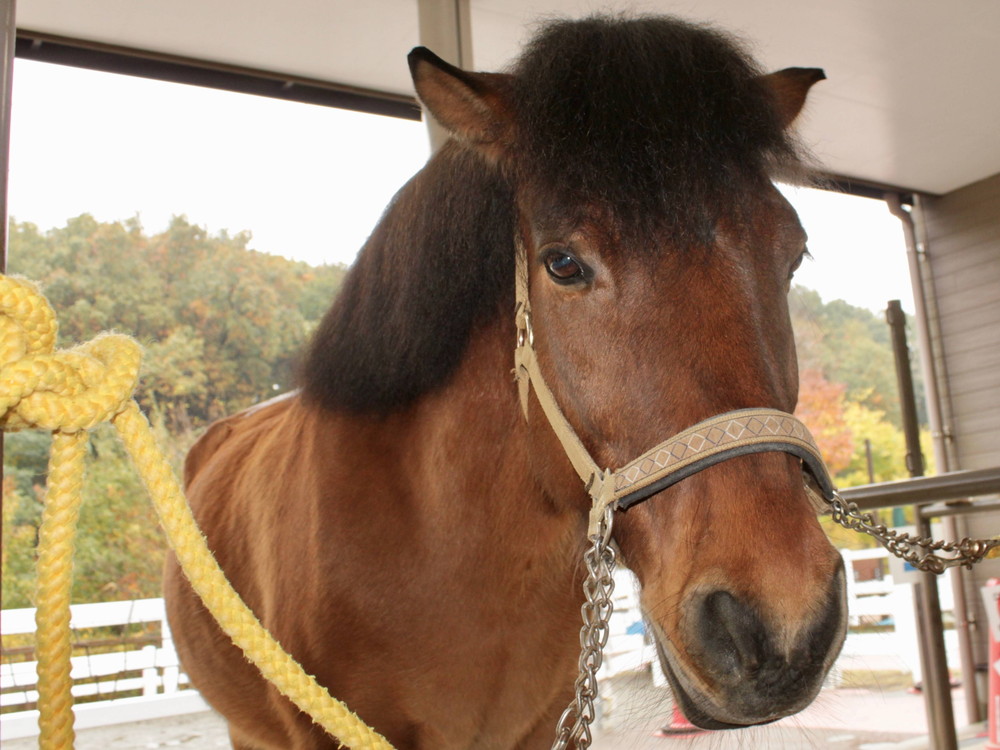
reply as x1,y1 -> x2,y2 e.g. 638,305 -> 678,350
829,493 -> 1000,573
551,506 -> 617,750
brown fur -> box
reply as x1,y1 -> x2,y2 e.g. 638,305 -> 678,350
164,15 -> 845,749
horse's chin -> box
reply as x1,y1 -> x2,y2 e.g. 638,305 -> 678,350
653,632 -> 818,731
657,650 -> 772,731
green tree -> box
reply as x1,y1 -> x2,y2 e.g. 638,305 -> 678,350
2,476 -> 40,608
3,215 -> 349,606
6,215 -> 348,429
790,285 -> 927,430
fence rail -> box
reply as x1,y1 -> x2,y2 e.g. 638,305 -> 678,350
1,597 -> 208,740
1,552 -> 954,739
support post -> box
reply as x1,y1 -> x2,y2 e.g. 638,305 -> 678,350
0,0 -> 16,514
416,0 -> 473,152
886,300 -> 924,478
915,519 -> 960,750
888,293 -> 981,727
0,0 -> 13,272
888,298 -> 958,749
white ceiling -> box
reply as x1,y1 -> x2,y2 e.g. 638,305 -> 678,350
16,0 -> 1000,195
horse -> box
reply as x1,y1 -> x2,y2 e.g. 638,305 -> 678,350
164,14 -> 847,750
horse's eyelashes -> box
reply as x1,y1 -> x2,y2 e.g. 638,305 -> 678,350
789,248 -> 812,278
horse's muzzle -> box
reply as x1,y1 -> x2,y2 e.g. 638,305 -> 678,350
657,563 -> 847,729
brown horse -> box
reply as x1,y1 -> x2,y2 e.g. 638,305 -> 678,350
164,15 -> 846,750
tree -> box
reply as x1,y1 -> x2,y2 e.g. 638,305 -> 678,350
790,285 -> 927,430
3,215 -> 349,605
795,369 -> 854,477
6,215 -> 349,428
2,476 -> 39,608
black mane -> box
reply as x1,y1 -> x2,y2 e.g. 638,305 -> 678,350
301,146 -> 515,413
302,15 -> 804,413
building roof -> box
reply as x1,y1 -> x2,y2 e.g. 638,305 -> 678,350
16,0 -> 1000,195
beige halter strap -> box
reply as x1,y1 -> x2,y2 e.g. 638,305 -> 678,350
512,234 -> 835,535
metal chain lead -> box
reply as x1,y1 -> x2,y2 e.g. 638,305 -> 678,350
551,506 -> 617,750
829,492 -> 1000,573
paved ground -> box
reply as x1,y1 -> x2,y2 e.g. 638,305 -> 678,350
4,671 -> 989,749
590,671 -> 986,749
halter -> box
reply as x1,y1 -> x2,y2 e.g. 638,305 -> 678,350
512,234 -> 836,537
513,233 -> 838,750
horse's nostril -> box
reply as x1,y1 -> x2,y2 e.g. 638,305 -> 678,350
698,590 -> 767,679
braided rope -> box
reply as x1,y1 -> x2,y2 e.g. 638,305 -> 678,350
1,275 -> 393,750
34,432 -> 86,750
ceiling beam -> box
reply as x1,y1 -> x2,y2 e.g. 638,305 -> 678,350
15,29 -> 421,121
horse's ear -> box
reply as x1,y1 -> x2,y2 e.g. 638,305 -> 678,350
408,47 -> 514,154
760,67 -> 826,129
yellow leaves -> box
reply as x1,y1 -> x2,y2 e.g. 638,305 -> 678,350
186,298 -> 210,323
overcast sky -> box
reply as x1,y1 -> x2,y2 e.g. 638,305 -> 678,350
9,59 -> 914,314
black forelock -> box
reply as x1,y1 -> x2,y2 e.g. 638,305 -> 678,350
510,15 -> 803,246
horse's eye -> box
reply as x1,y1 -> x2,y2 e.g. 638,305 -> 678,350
543,251 -> 586,284
789,249 -> 812,279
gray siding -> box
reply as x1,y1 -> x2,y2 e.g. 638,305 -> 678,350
921,173 -> 1000,472
919,173 -> 1000,675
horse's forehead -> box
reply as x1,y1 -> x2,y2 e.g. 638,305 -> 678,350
523,197 -> 614,240
523,181 -> 804,259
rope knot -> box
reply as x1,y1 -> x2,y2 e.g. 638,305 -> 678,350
0,275 -> 141,433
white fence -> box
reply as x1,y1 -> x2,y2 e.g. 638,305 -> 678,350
1,598 -> 208,740
0,550 -> 958,738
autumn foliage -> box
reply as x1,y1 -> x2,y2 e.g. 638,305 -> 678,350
795,369 -> 854,476
2,215 -> 347,607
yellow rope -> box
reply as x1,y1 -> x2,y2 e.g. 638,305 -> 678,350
34,432 -> 86,750
1,275 -> 393,750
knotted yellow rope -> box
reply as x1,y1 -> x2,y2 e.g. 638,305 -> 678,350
0,275 -> 393,750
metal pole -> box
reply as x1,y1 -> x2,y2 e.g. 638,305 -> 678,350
917,515 -> 960,750
0,0 -> 13,270
906,194 -> 983,724
886,300 -> 924,478
945,514 -> 983,725
416,0 -> 473,152
912,583 -> 943,747
887,298 -> 958,748
885,195 -> 951,473
0,0 -> 16,536
840,466 -> 1000,509
884,202 -> 983,724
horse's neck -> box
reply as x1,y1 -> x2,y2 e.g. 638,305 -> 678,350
336,314 -> 585,575
412,316 -> 567,517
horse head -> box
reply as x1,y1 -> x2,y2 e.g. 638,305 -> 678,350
409,17 -> 846,730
